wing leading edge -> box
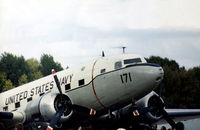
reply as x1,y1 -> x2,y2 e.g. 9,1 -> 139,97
157,109 -> 200,124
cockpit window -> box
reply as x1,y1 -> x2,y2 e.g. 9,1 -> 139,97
115,61 -> 122,69
124,58 -> 142,64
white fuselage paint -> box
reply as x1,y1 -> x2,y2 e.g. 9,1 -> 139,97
0,54 -> 163,112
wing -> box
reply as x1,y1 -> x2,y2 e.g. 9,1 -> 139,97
156,109 -> 200,124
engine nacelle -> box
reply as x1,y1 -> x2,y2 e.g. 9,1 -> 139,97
135,91 -> 164,123
24,93 -> 73,123
39,93 -> 73,122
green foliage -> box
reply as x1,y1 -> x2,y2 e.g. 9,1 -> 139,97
0,52 -> 63,91
0,52 -> 29,86
0,72 -> 7,92
31,71 -> 43,81
18,74 -> 28,86
2,79 -> 15,92
147,56 -> 200,108
39,54 -> 63,76
26,58 -> 43,81
146,56 -> 180,71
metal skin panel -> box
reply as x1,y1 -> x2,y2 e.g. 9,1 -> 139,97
39,93 -> 58,121
65,63 -> 163,111
93,65 -> 162,109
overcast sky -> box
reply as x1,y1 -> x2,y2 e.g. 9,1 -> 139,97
0,0 -> 200,69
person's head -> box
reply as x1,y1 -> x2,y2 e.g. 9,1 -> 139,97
161,126 -> 166,130
153,124 -> 157,129
174,122 -> 184,130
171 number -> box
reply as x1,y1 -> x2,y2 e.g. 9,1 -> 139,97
120,72 -> 132,83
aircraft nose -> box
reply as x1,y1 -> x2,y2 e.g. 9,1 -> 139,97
155,66 -> 164,83
151,65 -> 164,88
143,63 -> 164,88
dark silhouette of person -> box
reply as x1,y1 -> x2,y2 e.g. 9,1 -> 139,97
173,122 -> 184,130
161,126 -> 166,130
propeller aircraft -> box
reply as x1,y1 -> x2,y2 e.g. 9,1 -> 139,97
0,54 -> 200,130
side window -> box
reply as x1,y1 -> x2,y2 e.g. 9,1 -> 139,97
15,102 -> 20,108
115,61 -> 122,69
40,93 -> 44,96
78,79 -> 85,86
100,68 -> 106,74
65,84 -> 71,92
3,106 -> 8,111
27,97 -> 32,102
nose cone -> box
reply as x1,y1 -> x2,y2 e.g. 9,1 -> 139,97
155,67 -> 164,87
143,63 -> 164,89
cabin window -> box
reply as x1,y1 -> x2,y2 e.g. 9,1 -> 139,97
100,68 -> 106,74
65,84 -> 71,91
115,61 -> 122,69
15,102 -> 20,108
27,97 -> 32,102
124,58 -> 142,64
39,93 -> 44,96
3,106 -> 8,111
79,79 -> 85,86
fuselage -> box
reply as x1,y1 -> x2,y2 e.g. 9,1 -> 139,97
0,54 -> 164,112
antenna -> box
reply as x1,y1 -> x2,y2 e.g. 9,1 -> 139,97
122,46 -> 126,54
113,46 -> 127,54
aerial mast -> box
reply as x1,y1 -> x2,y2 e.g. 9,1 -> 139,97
122,46 -> 126,54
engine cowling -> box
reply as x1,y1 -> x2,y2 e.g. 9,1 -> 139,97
39,93 -> 73,122
24,93 -> 73,123
135,91 -> 164,123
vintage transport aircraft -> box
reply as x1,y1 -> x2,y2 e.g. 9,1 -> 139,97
0,54 -> 200,130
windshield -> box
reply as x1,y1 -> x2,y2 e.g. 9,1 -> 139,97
124,58 -> 142,64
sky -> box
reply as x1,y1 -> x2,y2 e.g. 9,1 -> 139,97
0,0 -> 200,69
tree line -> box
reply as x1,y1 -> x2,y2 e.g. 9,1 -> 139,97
0,52 -> 63,92
146,56 -> 200,108
0,53 -> 199,108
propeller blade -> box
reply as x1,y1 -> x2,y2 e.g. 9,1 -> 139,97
47,108 -> 65,130
161,109 -> 176,128
53,74 -> 63,95
154,95 -> 176,128
133,106 -> 156,116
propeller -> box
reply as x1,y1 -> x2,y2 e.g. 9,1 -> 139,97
48,108 -> 65,130
133,96 -> 176,128
157,80 -> 176,128
133,81 -> 176,129
46,70 -> 96,130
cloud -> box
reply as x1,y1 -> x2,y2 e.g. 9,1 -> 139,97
0,0 -> 200,68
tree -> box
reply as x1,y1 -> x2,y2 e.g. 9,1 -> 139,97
146,56 -> 180,71
147,56 -> 200,108
39,54 -> 63,76
0,72 -> 7,92
18,74 -> 28,86
26,58 -> 43,81
0,52 -> 29,86
2,79 -> 15,92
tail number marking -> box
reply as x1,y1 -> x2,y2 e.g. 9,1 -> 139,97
120,72 -> 132,83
